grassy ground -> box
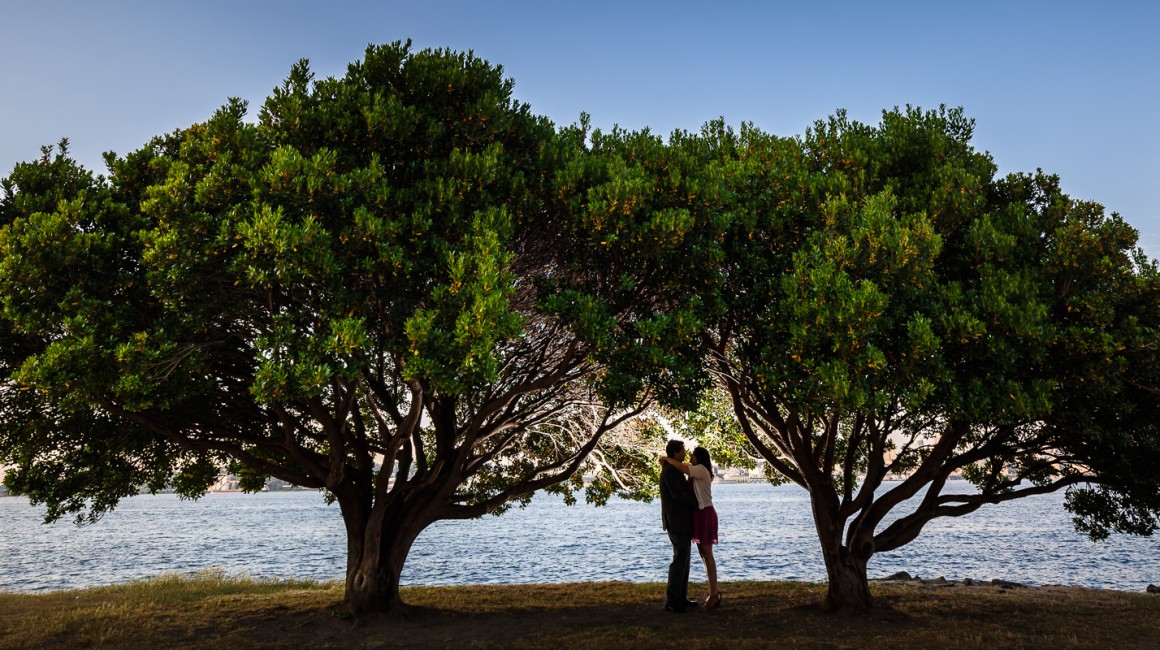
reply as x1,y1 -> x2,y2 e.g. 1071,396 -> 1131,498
1,570 -> 1158,649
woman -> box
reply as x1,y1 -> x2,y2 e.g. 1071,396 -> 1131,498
661,445 -> 722,608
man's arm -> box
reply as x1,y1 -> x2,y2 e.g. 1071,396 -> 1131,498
660,456 -> 691,475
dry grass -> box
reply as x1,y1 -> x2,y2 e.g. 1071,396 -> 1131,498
0,569 -> 337,649
1,571 -> 1157,649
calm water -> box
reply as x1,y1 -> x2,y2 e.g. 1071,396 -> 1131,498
1,482 -> 1156,592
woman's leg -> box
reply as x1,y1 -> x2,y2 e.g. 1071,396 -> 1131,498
697,542 -> 718,597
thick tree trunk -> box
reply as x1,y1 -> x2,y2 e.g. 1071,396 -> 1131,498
345,540 -> 414,614
820,544 -> 873,612
337,494 -> 425,615
810,489 -> 874,612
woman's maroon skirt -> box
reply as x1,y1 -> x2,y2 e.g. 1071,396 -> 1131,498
692,505 -> 718,545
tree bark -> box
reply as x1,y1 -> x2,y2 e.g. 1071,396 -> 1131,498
345,538 -> 414,615
820,543 -> 873,612
337,494 -> 425,615
810,489 -> 874,612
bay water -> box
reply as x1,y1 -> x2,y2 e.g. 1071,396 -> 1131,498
2,482 -> 1156,593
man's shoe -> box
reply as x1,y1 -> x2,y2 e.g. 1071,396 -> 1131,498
664,603 -> 687,613
684,598 -> 700,608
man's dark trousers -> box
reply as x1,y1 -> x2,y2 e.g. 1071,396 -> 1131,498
666,529 -> 692,606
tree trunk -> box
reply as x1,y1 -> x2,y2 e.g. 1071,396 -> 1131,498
820,544 -> 873,612
345,540 -> 413,614
337,494 -> 425,615
809,489 -> 874,612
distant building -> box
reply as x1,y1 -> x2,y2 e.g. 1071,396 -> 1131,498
211,474 -> 243,492
208,473 -> 302,492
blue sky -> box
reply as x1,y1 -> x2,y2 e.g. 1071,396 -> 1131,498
3,0 -> 1157,256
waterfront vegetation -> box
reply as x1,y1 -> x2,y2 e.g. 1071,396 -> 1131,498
1,571 -> 1158,649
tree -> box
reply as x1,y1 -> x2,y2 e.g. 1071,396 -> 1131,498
685,107 -> 1160,611
0,43 -> 708,614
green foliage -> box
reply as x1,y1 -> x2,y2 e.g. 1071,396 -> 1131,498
664,389 -> 788,484
3,43 -> 555,519
0,43 -> 720,615
541,123 -> 722,409
690,105 -> 1159,567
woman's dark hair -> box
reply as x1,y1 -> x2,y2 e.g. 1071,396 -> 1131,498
692,446 -> 712,476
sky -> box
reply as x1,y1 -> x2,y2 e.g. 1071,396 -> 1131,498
2,0 -> 1158,257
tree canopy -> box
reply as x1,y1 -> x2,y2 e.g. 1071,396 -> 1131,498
0,42 -> 708,613
677,106 -> 1160,609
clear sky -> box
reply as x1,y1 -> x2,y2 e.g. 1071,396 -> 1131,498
3,0 -> 1157,257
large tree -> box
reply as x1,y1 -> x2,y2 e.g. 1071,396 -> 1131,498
0,43 -> 708,613
685,107 -> 1160,610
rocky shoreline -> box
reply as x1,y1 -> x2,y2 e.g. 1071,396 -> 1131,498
874,570 -> 1160,594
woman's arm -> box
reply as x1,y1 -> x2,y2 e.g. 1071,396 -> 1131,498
659,456 -> 691,475
689,463 -> 711,480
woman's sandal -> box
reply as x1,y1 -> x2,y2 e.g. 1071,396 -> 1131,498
703,592 -> 723,609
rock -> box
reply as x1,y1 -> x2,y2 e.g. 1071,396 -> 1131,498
990,579 -> 1026,589
918,576 -> 954,587
1147,584 -> 1159,594
962,578 -> 975,586
882,571 -> 912,581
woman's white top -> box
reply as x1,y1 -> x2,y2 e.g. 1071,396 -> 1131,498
689,464 -> 713,509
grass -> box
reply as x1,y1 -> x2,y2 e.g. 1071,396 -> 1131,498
0,569 -> 337,649
1,570 -> 1158,649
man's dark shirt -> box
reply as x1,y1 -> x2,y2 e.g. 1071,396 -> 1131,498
660,462 -> 698,534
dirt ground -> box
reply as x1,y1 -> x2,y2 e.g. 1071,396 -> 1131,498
167,580 -> 1160,650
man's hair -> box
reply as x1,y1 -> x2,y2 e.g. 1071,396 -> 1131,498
665,439 -> 685,458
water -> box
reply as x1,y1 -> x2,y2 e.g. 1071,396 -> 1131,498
1,482 -> 1156,593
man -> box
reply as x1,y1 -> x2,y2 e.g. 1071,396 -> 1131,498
660,438 -> 701,612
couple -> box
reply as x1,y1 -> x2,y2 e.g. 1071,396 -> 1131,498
659,438 -> 722,613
